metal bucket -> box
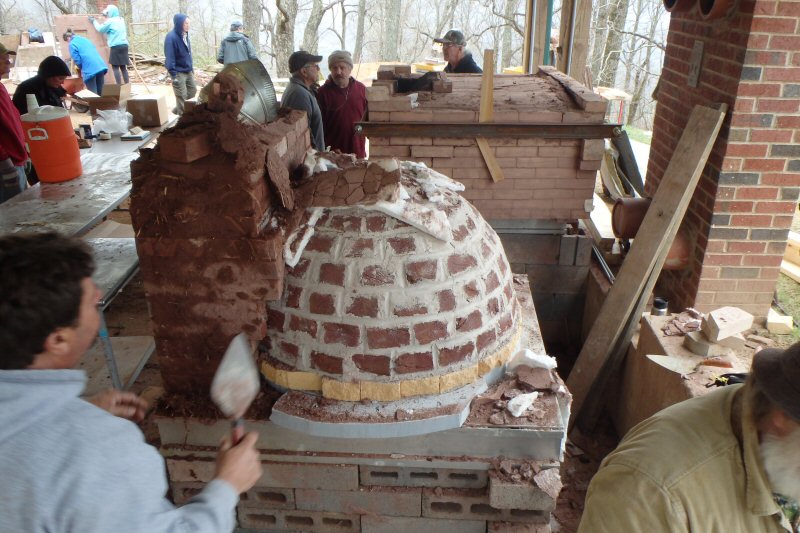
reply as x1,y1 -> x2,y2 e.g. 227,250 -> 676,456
199,60 -> 278,124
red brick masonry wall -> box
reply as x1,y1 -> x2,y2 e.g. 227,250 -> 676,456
646,2 -> 800,316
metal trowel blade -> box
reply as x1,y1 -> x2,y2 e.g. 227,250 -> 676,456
210,333 -> 260,418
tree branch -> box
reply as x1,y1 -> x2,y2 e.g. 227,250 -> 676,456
48,0 -> 73,14
617,30 -> 665,51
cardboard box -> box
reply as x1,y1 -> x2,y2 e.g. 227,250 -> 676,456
79,83 -> 131,116
127,95 -> 169,127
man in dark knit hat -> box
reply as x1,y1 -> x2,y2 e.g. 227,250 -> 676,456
316,50 -> 367,158
12,56 -> 71,114
580,341 -> 800,532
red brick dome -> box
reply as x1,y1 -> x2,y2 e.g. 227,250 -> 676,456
263,172 -> 521,401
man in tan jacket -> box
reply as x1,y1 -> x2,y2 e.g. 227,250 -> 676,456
580,341 -> 800,532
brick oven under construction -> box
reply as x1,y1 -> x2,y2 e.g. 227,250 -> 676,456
129,69 -> 591,533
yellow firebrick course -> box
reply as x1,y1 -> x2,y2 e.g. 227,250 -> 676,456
260,323 -> 523,401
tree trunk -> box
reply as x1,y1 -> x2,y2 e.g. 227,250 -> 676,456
178,0 -> 188,13
338,0 -> 347,50
47,0 -> 73,14
301,0 -> 326,53
501,0 -> 518,68
589,0 -> 609,81
275,0 -> 298,76
86,0 -> 98,13
598,0 -> 628,88
381,0 -> 401,61
626,8 -> 659,126
622,0 -> 643,91
118,0 -> 132,31
353,0 -> 366,61
243,0 -> 261,54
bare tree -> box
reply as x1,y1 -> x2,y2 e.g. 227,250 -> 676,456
597,0 -> 628,87
268,0 -> 298,76
243,0 -> 261,54
301,0 -> 335,53
381,0 -> 401,61
352,0 -> 366,61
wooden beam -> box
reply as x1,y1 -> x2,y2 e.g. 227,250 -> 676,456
356,122 -> 621,139
477,138 -> 505,183
566,104 -> 727,430
476,49 -> 505,182
532,0 -> 549,68
479,49 -> 495,123
557,0 -> 591,76
522,0 -> 535,73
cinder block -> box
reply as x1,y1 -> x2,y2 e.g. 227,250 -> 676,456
558,235 -> 577,266
238,508 -> 360,532
295,487 -> 422,517
367,86 -> 391,101
716,333 -> 746,350
701,306 -> 754,341
166,458 -> 215,483
362,516 -> 486,533
422,488 -> 549,524
359,465 -> 488,489
767,308 -> 794,334
488,469 -> 560,511
683,331 -> 731,358
580,139 -> 605,160
260,462 -> 359,490
488,521 -> 551,533
242,487 -> 296,509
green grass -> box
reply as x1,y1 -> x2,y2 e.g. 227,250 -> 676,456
623,126 -> 653,145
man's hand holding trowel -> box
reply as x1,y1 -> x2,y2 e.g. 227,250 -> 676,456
211,333 -> 264,493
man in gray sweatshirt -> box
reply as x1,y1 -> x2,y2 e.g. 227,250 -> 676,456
0,232 -> 262,533
217,20 -> 258,65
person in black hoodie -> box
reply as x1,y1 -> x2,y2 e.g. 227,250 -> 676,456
12,56 -> 71,115
434,29 -> 482,74
164,13 -> 196,115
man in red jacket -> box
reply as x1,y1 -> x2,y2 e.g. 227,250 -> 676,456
0,43 -> 28,204
316,50 -> 367,158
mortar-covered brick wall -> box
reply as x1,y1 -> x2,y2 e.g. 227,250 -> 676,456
646,3 -> 800,316
266,191 -> 520,386
367,70 -> 606,223
130,107 -> 310,393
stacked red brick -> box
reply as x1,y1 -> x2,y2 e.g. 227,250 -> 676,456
264,166 -> 521,400
646,0 -> 800,316
130,106 -> 310,393
367,66 -> 607,222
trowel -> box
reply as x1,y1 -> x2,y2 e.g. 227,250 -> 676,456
210,333 -> 261,443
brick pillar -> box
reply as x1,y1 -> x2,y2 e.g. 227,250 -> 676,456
646,3 -> 800,317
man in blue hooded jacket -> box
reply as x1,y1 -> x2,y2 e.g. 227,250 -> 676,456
165,13 -> 196,115
63,30 -> 108,95
89,5 -> 129,84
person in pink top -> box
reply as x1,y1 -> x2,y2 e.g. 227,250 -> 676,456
0,43 -> 28,203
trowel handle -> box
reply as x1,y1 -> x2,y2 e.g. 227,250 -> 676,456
231,418 -> 245,444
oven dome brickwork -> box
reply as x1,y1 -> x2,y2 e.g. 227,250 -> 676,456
265,187 -> 520,390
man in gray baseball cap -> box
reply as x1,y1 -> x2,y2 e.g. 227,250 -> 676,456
433,29 -> 482,74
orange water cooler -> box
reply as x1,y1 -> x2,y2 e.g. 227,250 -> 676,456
22,97 -> 82,183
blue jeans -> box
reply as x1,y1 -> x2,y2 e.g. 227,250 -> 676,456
0,166 -> 26,204
84,72 -> 105,96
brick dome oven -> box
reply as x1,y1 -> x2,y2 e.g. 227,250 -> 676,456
262,160 -> 523,436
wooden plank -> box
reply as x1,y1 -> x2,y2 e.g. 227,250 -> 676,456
557,0 -> 575,74
479,49 -> 495,123
477,137 -> 507,182
781,260 -> 800,283
532,0 -> 549,68
611,131 -> 645,196
522,0 -> 535,72
569,0 -> 592,78
566,104 -> 727,430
